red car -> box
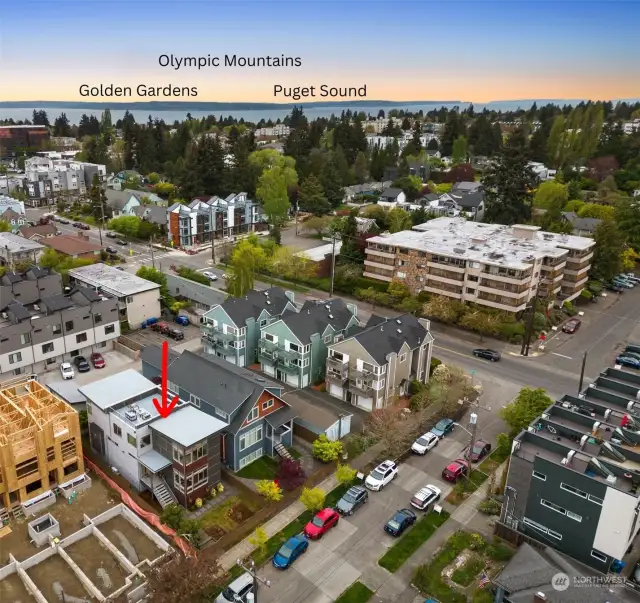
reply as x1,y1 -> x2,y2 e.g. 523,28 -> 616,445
304,507 -> 339,539
442,459 -> 469,482
468,440 -> 492,462
90,353 -> 106,368
562,318 -> 581,334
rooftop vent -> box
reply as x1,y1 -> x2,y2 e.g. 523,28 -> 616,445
396,319 -> 401,324
33,304 -> 41,311
266,301 -> 271,305
328,314 -> 334,319
124,410 -> 137,422
397,329 -> 402,334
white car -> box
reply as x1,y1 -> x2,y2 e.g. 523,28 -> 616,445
60,362 -> 75,380
365,460 -> 398,491
202,271 -> 218,281
410,485 -> 442,511
411,432 -> 439,455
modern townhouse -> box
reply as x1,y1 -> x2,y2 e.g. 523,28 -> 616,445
258,299 -> 361,388
0,284 -> 120,379
167,192 -> 265,248
501,364 -> 640,574
201,287 -> 297,367
140,347 -> 297,472
254,124 -> 291,137
364,217 -> 595,311
0,195 -> 26,216
67,263 -> 161,329
80,369 -> 226,508
0,266 -> 62,309
0,232 -> 45,270
0,375 -> 86,517
325,314 -> 434,411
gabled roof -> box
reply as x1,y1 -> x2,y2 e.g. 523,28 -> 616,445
380,187 -> 403,199
451,181 -> 482,194
450,190 -> 484,208
42,234 -> 102,256
220,287 -> 294,327
40,293 -> 74,312
280,298 -> 356,344
105,189 -> 139,210
561,212 -> 602,233
337,313 -> 431,365
17,223 -> 57,239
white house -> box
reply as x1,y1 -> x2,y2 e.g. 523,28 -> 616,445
377,188 -> 407,208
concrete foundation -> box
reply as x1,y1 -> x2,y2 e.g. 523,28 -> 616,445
22,490 -> 56,517
59,473 -> 93,499
27,513 -> 61,547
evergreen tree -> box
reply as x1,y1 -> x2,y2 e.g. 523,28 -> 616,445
321,159 -> 345,208
591,220 -> 623,281
298,175 -> 331,215
440,111 -> 465,157
53,113 -> 71,137
339,209 -> 363,263
354,151 -> 368,184
403,122 -> 423,157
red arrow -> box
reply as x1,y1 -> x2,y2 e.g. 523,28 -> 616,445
153,341 -> 179,419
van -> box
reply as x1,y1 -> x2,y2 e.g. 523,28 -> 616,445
215,572 -> 254,602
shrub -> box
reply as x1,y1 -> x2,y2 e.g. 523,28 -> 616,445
429,357 -> 442,375
580,289 -> 593,300
312,434 -> 343,462
160,504 -> 184,530
256,480 -> 283,502
497,322 -> 526,342
299,487 -> 326,512
409,380 -> 427,396
276,458 -> 306,491
478,498 -> 501,515
336,464 -> 357,486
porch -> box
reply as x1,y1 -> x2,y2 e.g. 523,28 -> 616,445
264,406 -> 297,459
138,450 -> 178,509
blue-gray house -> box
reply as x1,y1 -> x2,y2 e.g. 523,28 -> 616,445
140,346 -> 297,472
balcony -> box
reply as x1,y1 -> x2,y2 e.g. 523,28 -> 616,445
348,379 -> 373,395
427,261 -> 465,273
422,285 -> 462,299
201,324 -> 239,344
349,368 -> 376,383
367,247 -> 396,260
481,268 -> 532,283
428,270 -> 465,285
326,368 -> 348,384
364,271 -> 393,282
327,356 -> 348,372
276,360 -> 301,374
364,259 -> 395,271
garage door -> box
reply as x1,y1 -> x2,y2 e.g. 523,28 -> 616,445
357,396 -> 373,411
286,372 -> 299,387
263,364 -> 275,376
238,355 -> 245,367
329,384 -> 343,399
228,355 -> 236,365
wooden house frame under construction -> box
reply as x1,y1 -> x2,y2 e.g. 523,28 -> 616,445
0,376 -> 84,511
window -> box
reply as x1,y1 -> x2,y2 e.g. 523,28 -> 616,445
246,406 -> 259,424
9,352 -> 22,364
588,494 -> 603,505
167,380 -> 178,394
466,288 -> 476,295
566,510 -> 582,522
173,446 -> 184,463
52,324 -> 62,335
398,353 -> 407,363
141,435 -> 151,448
216,408 -> 229,420
42,342 -> 54,354
113,424 -> 122,437
127,434 -> 136,447
591,549 -> 607,563
468,275 -> 479,282
126,296 -> 134,303
240,425 -> 263,451
94,313 -> 102,324
396,272 -> 406,279
560,483 -> 588,499
87,404 -> 92,415
190,394 -> 201,408
264,333 -> 275,342
76,332 -> 88,344
190,467 -> 208,490
65,320 -> 74,331
174,469 -> 185,492
262,399 -> 274,411
101,323 -> 114,335
548,529 -> 562,540
184,442 -> 207,464
532,471 -> 546,481
540,499 -> 582,522
20,333 -> 30,345
289,342 -> 300,352
260,319 -> 268,327
303,357 -> 310,367
239,448 -> 263,469
331,351 -> 344,361
323,334 -> 332,344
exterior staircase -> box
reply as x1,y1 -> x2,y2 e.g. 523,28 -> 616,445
0,507 -> 10,524
274,442 -> 293,460
152,476 -> 179,509
10,502 -> 24,520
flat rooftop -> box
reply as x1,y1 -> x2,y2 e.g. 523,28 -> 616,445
150,405 -> 226,447
68,263 -> 160,297
78,369 -> 158,411
295,241 -> 343,262
0,232 -> 45,253
367,217 -> 594,270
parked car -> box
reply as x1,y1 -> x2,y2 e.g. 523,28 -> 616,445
304,507 -> 339,539
175,315 -> 190,326
384,508 -> 416,536
105,246 -> 118,254
604,282 -> 625,293
79,223 -> 90,230
472,348 -> 501,362
74,356 -> 91,372
617,356 -> 640,369
411,432 -> 439,455
562,318 -> 582,334
72,221 -> 83,228
203,271 -> 218,281
365,460 -> 398,491
468,440 -> 492,462
410,485 -> 442,511
168,328 -> 185,341
214,571 -> 254,603
442,459 -> 469,482
141,317 -> 159,328
335,485 -> 368,516
105,231 -> 118,238
622,351 -> 640,362
90,352 -> 106,368
60,362 -> 75,380
272,534 -> 308,569
151,321 -> 170,334
430,418 -> 455,438
614,277 -> 634,289
116,239 -> 128,246
621,273 -> 640,284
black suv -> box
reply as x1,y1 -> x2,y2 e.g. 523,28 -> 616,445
473,348 -> 501,362
168,329 -> 184,341
336,486 -> 368,516
74,356 -> 91,372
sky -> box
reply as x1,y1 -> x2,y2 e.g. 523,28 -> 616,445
1,0 -> 639,103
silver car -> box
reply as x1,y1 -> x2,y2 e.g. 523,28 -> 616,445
215,572 -> 254,602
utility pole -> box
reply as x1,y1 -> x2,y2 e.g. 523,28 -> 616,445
464,412 -> 478,462
150,236 -> 156,270
211,231 -> 216,265
295,202 -> 299,236
520,295 -> 537,357
578,350 -> 587,394
236,558 -> 270,602
329,234 -> 337,297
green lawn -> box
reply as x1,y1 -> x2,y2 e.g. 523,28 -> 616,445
378,511 -> 450,572
477,446 -> 510,475
334,581 -> 375,603
236,456 -> 279,479
199,495 -> 262,532
288,447 -> 302,460
451,554 -> 485,586
445,471 -> 489,506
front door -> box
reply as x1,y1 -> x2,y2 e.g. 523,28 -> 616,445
346,391 -> 353,404
276,370 -> 284,381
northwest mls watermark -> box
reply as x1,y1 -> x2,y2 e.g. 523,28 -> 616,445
552,572 -> 626,591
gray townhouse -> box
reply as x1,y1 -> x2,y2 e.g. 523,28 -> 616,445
258,298 -> 361,389
0,280 -> 121,379
201,287 -> 298,367
502,364 -> 640,574
325,313 -> 434,411
80,369 -> 226,509
141,346 -> 297,472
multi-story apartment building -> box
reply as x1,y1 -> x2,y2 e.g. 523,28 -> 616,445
141,347 -> 297,472
502,364 -> 640,573
0,375 -> 86,515
167,192 -> 265,248
201,287 -> 298,367
259,299 -> 360,388
0,125 -> 50,157
325,314 -> 433,411
81,369 -> 226,508
0,232 -> 45,270
364,218 -> 595,311
623,119 -> 640,135
67,263 -> 161,329
0,279 -> 121,380
254,124 -> 291,137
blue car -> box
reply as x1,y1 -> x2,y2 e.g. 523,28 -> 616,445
384,508 -> 416,536
617,356 -> 640,369
272,534 -> 308,569
175,315 -> 190,326
430,418 -> 455,438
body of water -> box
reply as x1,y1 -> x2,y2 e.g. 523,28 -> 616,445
0,101 -> 542,125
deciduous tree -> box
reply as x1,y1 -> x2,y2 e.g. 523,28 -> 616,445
336,464 -> 357,485
256,480 -> 283,502
228,237 -> 267,296
616,197 -> 640,252
500,387 -> 554,437
299,487 -> 326,513
312,434 -> 342,462
591,220 -> 624,282
257,167 -> 290,228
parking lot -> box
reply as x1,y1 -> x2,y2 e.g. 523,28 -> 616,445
256,428 -> 475,603
124,320 -> 203,349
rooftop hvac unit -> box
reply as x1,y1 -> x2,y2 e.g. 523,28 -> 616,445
124,411 -> 137,422
139,410 -> 151,420
33,304 -> 40,311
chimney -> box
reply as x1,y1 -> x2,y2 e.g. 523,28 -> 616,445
534,592 -> 547,603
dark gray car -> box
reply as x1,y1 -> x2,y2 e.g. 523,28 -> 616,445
336,485 -> 368,516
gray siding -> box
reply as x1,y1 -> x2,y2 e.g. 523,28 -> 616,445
504,454 -> 533,521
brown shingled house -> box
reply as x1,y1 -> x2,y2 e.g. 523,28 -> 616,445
42,232 -> 103,260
